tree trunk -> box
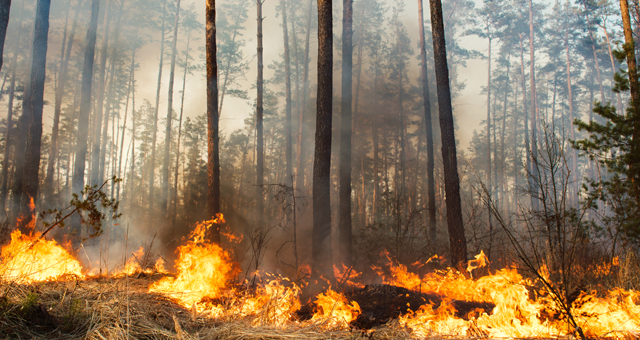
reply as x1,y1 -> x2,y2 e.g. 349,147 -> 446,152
565,30 -> 578,204
172,30 -> 190,225
601,23 -> 624,110
0,0 -> 11,73
256,0 -> 264,228
149,0 -> 168,212
485,35 -> 493,242
296,0 -> 313,195
72,0 -> 99,243
620,0 -> 640,205
281,0 -> 293,191
0,0 -> 22,214
90,0 -> 110,187
417,0 -> 436,242
312,0 -> 334,281
117,28 -> 138,201
428,0 -> 467,267
206,0 -> 220,243
338,0 -> 353,267
15,0 -> 51,229
161,0 -> 181,216
528,0 -> 539,210
44,0 -> 84,202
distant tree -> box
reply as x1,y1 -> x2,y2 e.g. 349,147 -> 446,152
0,0 -> 11,73
256,0 -> 264,228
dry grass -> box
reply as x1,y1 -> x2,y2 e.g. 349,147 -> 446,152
0,273 -> 416,340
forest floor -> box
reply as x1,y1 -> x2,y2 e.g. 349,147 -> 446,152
0,273 -> 422,340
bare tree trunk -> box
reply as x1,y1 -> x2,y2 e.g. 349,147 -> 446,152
148,0 -> 168,212
312,0 -> 334,281
600,23 -> 624,109
418,0 -> 436,242
15,0 -> 51,229
281,0 -> 293,191
565,30 -> 577,204
296,0 -> 313,196
528,0 -> 540,210
485,35 -> 493,244
620,0 -> 640,205
90,0 -> 110,187
44,0 -> 84,202
172,30 -> 190,225
206,0 -> 220,243
117,28 -> 138,201
161,0 -> 181,216
256,0 -> 264,228
337,0 -> 353,267
72,0 -> 99,244
0,0 -> 12,73
0,1 -> 22,214
428,0 -> 467,267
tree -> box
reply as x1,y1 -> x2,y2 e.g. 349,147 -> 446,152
338,0 -> 353,267
72,0 -> 100,243
417,0 -> 436,242
91,0 -> 111,187
0,0 -> 11,73
312,0 -> 334,281
14,0 -> 52,228
206,0 -> 220,243
428,0 -> 468,266
162,0 -> 181,216
256,0 -> 264,228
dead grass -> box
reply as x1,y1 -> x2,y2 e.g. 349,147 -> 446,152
0,273 -> 416,340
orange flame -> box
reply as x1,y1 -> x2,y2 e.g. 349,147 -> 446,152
311,288 -> 361,328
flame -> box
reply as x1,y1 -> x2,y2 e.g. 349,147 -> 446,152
311,288 -> 361,329
334,264 -> 364,288
0,230 -> 83,283
149,214 -> 238,308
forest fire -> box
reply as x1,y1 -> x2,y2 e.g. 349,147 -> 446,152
1,214 -> 639,338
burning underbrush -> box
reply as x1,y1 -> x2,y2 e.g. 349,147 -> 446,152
1,215 -> 640,339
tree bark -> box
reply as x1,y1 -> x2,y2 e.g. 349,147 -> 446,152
296,0 -> 313,195
162,0 -> 181,215
281,0 -> 292,190
312,0 -> 334,281
15,0 -> 51,229
338,0 -> 353,267
485,35 -> 493,241
206,0 -> 220,243
620,0 -> 640,205
428,0 -> 467,267
256,0 -> 264,228
565,30 -> 577,204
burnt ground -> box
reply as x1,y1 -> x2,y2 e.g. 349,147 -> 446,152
296,284 -> 495,329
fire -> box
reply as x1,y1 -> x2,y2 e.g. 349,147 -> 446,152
0,230 -> 83,283
311,288 -> 361,329
149,214 -> 238,309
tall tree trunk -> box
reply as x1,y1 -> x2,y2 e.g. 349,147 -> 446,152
620,0 -> 640,205
148,0 -> 168,212
485,35 -> 493,244
312,0 -> 334,281
72,0 -> 99,244
162,0 -> 181,216
0,0 -> 22,215
90,0 -> 110,187
565,30 -> 577,204
338,0 -> 353,267
0,0 -> 11,73
256,0 -> 264,228
418,0 -> 436,242
281,0 -> 292,190
172,31 -> 190,225
14,0 -> 51,229
428,0 -> 467,267
528,0 -> 539,210
600,23 -> 624,109
117,28 -> 138,201
589,31 -> 605,102
296,0 -> 313,195
372,53 -> 381,220
500,55 -> 510,213
206,0 -> 220,242
45,0 -> 84,202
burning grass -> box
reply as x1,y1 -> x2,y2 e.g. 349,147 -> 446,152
2,215 -> 640,339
